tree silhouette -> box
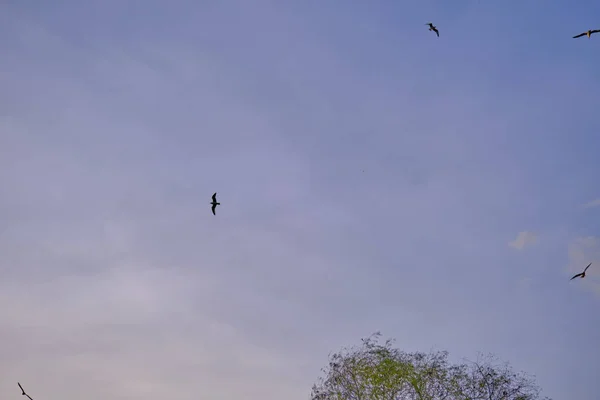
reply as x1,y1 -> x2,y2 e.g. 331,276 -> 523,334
311,332 -> 551,400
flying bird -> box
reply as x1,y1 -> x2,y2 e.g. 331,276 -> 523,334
18,383 -> 34,400
210,192 -> 220,215
573,29 -> 600,39
426,23 -> 439,37
570,263 -> 592,281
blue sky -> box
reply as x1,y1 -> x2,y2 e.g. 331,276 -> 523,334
1,1 -> 600,399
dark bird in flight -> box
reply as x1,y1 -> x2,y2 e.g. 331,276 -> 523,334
573,29 -> 600,39
18,383 -> 34,400
210,192 -> 220,215
426,23 -> 439,37
570,263 -> 592,280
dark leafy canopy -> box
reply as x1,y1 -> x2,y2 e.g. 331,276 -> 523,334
311,333 -> 551,400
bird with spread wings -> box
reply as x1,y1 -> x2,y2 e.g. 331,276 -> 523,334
570,263 -> 592,281
573,29 -> 600,39
426,23 -> 439,37
211,192 -> 221,215
18,383 -> 34,400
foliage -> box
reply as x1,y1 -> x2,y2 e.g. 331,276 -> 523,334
311,332 -> 551,400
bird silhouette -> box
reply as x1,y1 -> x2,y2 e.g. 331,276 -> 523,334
573,29 -> 600,39
211,192 -> 220,215
426,23 -> 439,37
18,383 -> 34,400
570,263 -> 592,280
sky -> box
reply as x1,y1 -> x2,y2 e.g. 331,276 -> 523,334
1,1 -> 600,399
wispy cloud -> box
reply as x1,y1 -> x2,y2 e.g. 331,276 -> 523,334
582,198 -> 600,209
509,231 -> 538,250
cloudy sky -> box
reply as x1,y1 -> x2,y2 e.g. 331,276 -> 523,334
1,1 -> 600,399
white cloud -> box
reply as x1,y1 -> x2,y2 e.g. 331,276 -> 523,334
508,231 -> 538,250
582,198 -> 600,209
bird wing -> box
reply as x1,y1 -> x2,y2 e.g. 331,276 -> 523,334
17,383 -> 33,400
212,204 -> 216,215
434,28 -> 439,36
570,272 -> 583,280
591,30 -> 600,34
212,193 -> 217,202
573,32 -> 586,38
583,263 -> 592,273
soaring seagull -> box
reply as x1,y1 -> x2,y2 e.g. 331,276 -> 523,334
573,29 -> 600,39
210,192 -> 220,215
18,383 -> 34,400
570,263 -> 592,281
426,23 -> 439,37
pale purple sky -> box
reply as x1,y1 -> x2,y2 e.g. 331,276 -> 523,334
1,1 -> 600,399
